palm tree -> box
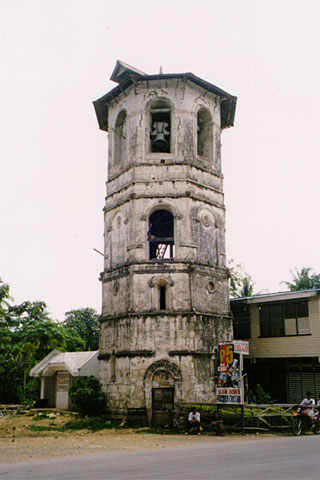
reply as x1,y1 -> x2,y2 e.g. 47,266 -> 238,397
239,275 -> 255,297
228,261 -> 256,298
282,267 -> 320,291
0,279 -> 12,319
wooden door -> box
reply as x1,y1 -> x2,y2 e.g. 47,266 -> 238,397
152,388 -> 174,426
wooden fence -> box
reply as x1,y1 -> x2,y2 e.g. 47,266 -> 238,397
179,403 -> 295,433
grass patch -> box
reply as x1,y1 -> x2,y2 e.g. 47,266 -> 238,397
32,415 -> 50,421
28,425 -> 60,432
60,411 -> 78,417
135,427 -> 181,435
28,417 -> 125,433
63,418 -> 110,431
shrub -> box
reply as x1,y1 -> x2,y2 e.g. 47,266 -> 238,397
69,376 -> 106,416
250,384 -> 272,404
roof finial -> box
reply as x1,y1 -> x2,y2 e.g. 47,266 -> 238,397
159,66 -> 163,74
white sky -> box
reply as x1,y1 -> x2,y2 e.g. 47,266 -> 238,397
1,0 -> 319,320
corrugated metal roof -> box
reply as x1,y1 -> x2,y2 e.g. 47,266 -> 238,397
230,288 -> 320,305
30,350 -> 98,377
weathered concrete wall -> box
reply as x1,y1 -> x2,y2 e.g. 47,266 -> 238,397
101,263 -> 229,318
103,196 -> 226,268
99,313 -> 233,412
98,74 -> 233,422
106,79 -> 221,177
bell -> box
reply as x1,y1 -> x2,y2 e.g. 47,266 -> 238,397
152,132 -> 168,151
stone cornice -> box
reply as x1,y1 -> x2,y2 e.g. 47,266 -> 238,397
169,350 -> 213,357
104,191 -> 225,214
106,161 -> 223,185
100,262 -> 228,282
98,350 -> 155,360
99,311 -> 232,323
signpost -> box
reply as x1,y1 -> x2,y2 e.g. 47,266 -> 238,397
217,341 -> 249,405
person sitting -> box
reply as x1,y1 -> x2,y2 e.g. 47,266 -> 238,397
209,411 -> 224,436
186,407 -> 201,434
300,391 -> 315,419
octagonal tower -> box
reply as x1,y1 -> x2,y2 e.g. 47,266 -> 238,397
93,61 -> 237,425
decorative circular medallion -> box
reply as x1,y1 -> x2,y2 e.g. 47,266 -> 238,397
207,281 -> 215,293
202,214 -> 211,227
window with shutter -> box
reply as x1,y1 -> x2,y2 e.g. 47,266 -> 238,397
259,299 -> 310,337
231,305 -> 251,339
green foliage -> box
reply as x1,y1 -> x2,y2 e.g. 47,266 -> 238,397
0,278 -> 99,403
62,328 -> 86,352
250,384 -> 272,404
282,267 -> 320,291
228,260 -> 243,297
228,261 -> 255,298
26,378 -> 41,402
62,418 -> 111,431
62,308 -> 100,350
32,414 -> 51,421
28,425 -> 59,432
239,275 -> 255,298
69,376 -> 106,416
28,417 -> 121,432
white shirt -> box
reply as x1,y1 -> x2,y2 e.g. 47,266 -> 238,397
300,397 -> 315,415
188,411 -> 200,422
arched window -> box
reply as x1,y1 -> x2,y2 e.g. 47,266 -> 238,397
149,274 -> 174,311
148,210 -> 174,260
110,349 -> 116,380
114,111 -> 127,163
197,108 -> 213,160
150,100 -> 171,153
159,285 -> 166,310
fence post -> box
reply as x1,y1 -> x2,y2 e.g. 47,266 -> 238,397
241,404 -> 245,435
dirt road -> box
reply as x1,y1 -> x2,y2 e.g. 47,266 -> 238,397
0,412 -> 264,464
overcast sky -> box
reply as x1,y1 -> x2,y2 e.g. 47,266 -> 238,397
1,0 -> 319,321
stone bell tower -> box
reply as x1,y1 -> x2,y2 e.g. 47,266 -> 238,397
93,61 -> 237,425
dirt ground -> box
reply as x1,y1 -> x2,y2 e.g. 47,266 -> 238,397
0,411 -> 266,464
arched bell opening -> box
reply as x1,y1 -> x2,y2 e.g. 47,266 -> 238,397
197,108 -> 213,160
148,209 -> 174,260
114,110 -> 127,164
149,99 -> 171,153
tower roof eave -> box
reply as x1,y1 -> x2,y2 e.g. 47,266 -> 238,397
93,72 -> 237,132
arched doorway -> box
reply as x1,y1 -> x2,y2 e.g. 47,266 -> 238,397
144,360 -> 182,426
152,370 -> 175,426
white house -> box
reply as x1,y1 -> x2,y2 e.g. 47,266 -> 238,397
30,350 -> 99,409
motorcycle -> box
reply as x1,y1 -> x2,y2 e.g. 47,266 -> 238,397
164,409 -> 180,433
291,405 -> 320,436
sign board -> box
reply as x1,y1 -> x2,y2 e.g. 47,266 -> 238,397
57,372 -> 70,392
233,341 -> 249,355
217,341 -> 248,404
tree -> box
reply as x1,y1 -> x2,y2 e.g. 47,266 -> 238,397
0,279 -> 84,403
69,376 -> 106,416
239,275 -> 255,298
228,260 -> 243,298
282,267 -> 320,291
63,308 -> 100,350
228,260 -> 255,298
